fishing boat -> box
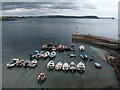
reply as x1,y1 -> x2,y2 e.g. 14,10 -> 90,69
76,62 -> 85,73
80,53 -> 88,60
70,44 -> 75,51
89,57 -> 94,61
49,51 -> 56,59
62,63 -> 69,72
55,62 -> 63,71
47,60 -> 55,70
69,61 -> 76,72
7,58 -> 19,68
29,59 -> 37,68
95,62 -> 102,69
16,59 -> 24,67
23,60 -> 31,67
79,45 -> 85,51
70,53 -> 76,58
37,73 -> 46,83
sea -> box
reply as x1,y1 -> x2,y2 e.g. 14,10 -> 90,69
2,18 -> 118,88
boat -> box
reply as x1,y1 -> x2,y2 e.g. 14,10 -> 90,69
89,57 -> 94,61
31,50 -> 40,58
70,44 -> 75,51
69,61 -> 76,72
70,53 -> 76,58
79,45 -> 85,51
47,60 -> 55,70
76,62 -> 85,73
49,51 -> 56,59
58,44 -> 65,52
23,60 -> 31,67
65,45 -> 71,51
41,44 -> 47,50
80,53 -> 88,60
95,62 -> 102,69
42,51 -> 50,60
62,63 -> 69,72
16,59 -> 24,67
29,59 -> 37,68
7,58 -> 19,68
55,62 -> 63,71
37,73 -> 46,83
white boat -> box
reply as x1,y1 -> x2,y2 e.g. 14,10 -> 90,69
29,59 -> 37,68
37,73 -> 46,83
23,60 -> 31,67
80,53 -> 88,59
69,61 -> 76,72
7,58 -> 19,68
79,45 -> 85,51
42,51 -> 50,59
62,63 -> 69,72
49,51 -> 56,59
95,62 -> 102,69
76,62 -> 85,72
55,62 -> 63,71
47,60 -> 55,70
70,53 -> 76,58
16,59 -> 24,67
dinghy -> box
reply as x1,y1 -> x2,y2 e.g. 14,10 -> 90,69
69,61 -> 76,72
23,60 -> 31,67
31,50 -> 40,58
16,59 -> 24,67
7,58 -> 19,68
76,62 -> 85,72
37,73 -> 46,83
62,63 -> 69,72
29,59 -> 37,68
70,44 -> 75,51
70,53 -> 76,58
89,57 -> 94,61
41,44 -> 47,50
79,45 -> 85,51
47,60 -> 55,70
49,51 -> 56,59
42,51 -> 50,60
80,53 -> 88,60
95,62 -> 102,69
55,62 -> 63,71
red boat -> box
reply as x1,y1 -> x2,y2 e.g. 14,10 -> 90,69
37,73 -> 46,83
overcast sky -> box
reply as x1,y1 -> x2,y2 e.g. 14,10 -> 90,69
1,0 -> 120,18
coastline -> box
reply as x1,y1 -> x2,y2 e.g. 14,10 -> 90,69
72,33 -> 120,87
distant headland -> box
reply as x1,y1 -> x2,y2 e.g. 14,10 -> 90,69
0,15 -> 115,21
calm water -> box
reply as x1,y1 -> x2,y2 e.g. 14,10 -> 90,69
2,18 -> 118,88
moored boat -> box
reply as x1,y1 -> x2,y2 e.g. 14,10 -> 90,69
70,44 -> 75,51
69,61 -> 76,72
47,60 -> 55,70
7,58 -> 19,68
80,52 -> 88,60
95,62 -> 102,69
49,51 -> 56,59
23,60 -> 31,68
79,45 -> 85,51
29,59 -> 37,68
89,57 -> 94,61
37,73 -> 46,83
76,62 -> 85,73
55,62 -> 63,71
62,62 -> 69,72
16,59 -> 24,67
70,53 -> 76,58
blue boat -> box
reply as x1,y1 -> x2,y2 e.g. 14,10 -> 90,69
95,62 -> 102,69
80,52 -> 88,59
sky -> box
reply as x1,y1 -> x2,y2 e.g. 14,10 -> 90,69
1,0 -> 120,18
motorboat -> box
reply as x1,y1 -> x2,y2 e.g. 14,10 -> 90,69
23,60 -> 31,67
70,53 -> 76,58
76,62 -> 85,73
69,61 -> 76,72
62,62 -> 69,72
79,45 -> 85,51
7,58 -> 19,68
95,62 -> 102,69
29,59 -> 37,68
16,59 -> 24,67
37,73 -> 46,83
49,51 -> 56,59
55,62 -> 63,71
89,57 -> 94,61
70,44 -> 75,51
47,60 -> 55,70
80,53 -> 88,60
